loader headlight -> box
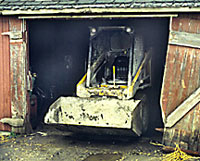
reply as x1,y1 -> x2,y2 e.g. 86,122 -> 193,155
91,28 -> 96,33
126,27 -> 131,33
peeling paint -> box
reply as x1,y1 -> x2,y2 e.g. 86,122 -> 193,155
0,17 -> 11,131
44,97 -> 142,135
9,18 -> 29,133
161,14 -> 200,152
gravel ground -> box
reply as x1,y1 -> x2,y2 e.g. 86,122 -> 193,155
0,125 -> 199,161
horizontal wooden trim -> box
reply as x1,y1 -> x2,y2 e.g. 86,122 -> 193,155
0,118 -> 24,127
18,14 -> 178,19
165,87 -> 200,128
0,7 -> 200,15
2,31 -> 22,40
169,30 -> 200,49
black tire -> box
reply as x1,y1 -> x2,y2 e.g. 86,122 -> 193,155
134,91 -> 149,135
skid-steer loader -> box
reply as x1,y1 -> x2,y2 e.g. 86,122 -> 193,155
44,26 -> 152,136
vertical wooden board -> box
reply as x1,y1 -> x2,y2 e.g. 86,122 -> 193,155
25,21 -> 31,123
175,47 -> 186,108
161,45 -> 175,116
3,17 -> 11,131
0,17 -> 3,130
165,46 -> 179,116
161,45 -> 196,116
189,19 -> 198,34
9,17 -> 22,32
180,48 -> 193,101
170,46 -> 185,112
0,17 -> 11,131
197,50 -> 200,87
10,43 -> 23,117
10,42 -> 27,119
9,17 -> 29,133
171,17 -> 180,31
162,43 -> 200,118
187,49 -> 198,96
179,18 -> 190,32
197,21 -> 200,34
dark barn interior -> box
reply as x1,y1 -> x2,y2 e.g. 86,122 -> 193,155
28,18 -> 169,133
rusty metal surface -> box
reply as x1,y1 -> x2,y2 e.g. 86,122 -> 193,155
0,17 -> 11,131
161,14 -> 200,152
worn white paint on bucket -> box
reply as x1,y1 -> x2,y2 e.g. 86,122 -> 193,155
45,97 -> 140,129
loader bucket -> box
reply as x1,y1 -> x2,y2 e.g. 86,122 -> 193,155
44,97 -> 144,136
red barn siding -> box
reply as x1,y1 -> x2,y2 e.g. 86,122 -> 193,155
0,17 -> 29,133
0,17 -> 11,131
162,45 -> 200,117
161,14 -> 200,152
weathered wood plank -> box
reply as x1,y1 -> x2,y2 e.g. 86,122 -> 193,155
160,45 -> 176,118
9,17 -> 29,133
18,14 -> 178,19
162,15 -> 200,153
165,87 -> 200,128
0,17 -> 11,131
169,30 -> 200,49
2,7 -> 200,15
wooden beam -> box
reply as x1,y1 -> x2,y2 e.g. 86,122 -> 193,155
0,118 -> 24,127
18,14 -> 178,19
165,87 -> 200,128
0,131 -> 11,136
169,31 -> 200,49
0,7 -> 200,15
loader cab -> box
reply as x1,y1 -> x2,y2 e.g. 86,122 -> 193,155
87,26 -> 134,87
77,26 -> 151,100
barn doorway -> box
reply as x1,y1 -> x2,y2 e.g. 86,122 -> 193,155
28,18 -> 169,134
